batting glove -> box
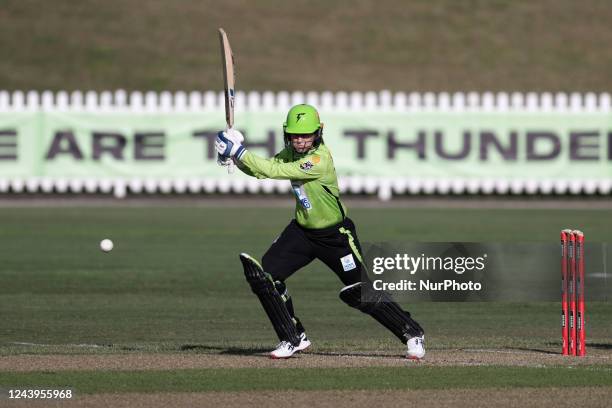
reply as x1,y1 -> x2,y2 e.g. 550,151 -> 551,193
217,154 -> 233,167
215,130 -> 247,160
225,128 -> 244,144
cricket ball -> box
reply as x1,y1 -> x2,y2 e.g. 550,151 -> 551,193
100,239 -> 114,253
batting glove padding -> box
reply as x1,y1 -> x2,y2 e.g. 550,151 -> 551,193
225,128 -> 245,143
216,130 -> 247,160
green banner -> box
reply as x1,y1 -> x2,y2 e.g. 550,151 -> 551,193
1,110 -> 611,179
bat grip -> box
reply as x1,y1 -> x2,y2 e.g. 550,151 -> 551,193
221,126 -> 235,174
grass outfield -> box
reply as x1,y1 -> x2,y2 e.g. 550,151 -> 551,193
1,206 -> 611,352
1,1 -> 612,92
1,205 -> 611,401
2,366 -> 612,393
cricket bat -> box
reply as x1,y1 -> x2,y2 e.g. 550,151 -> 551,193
218,28 -> 235,173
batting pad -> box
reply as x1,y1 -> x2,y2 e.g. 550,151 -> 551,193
340,282 -> 423,343
240,253 -> 301,346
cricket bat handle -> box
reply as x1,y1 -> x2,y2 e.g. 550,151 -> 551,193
226,125 -> 235,174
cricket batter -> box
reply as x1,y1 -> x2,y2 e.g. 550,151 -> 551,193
215,104 -> 425,359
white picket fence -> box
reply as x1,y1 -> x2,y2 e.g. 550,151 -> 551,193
0,90 -> 611,199
0,90 -> 610,113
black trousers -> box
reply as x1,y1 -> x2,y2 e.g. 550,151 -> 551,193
260,217 -> 424,341
262,218 -> 363,287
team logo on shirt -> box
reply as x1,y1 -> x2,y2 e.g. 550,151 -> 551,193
300,161 -> 314,170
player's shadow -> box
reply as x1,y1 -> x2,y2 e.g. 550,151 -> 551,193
301,350 -> 402,359
537,341 -> 612,353
179,344 -> 270,354
178,344 -> 400,358
506,346 -> 560,355
587,343 -> 612,350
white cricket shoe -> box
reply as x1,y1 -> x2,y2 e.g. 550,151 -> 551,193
269,333 -> 311,359
406,335 -> 426,360
270,341 -> 297,359
295,332 -> 311,352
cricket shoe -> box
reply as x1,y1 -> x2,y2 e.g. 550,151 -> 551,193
295,332 -> 311,352
270,341 -> 297,359
406,335 -> 426,360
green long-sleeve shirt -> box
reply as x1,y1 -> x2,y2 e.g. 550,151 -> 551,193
236,143 -> 346,229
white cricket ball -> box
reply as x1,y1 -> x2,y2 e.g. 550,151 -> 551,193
100,239 -> 114,253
